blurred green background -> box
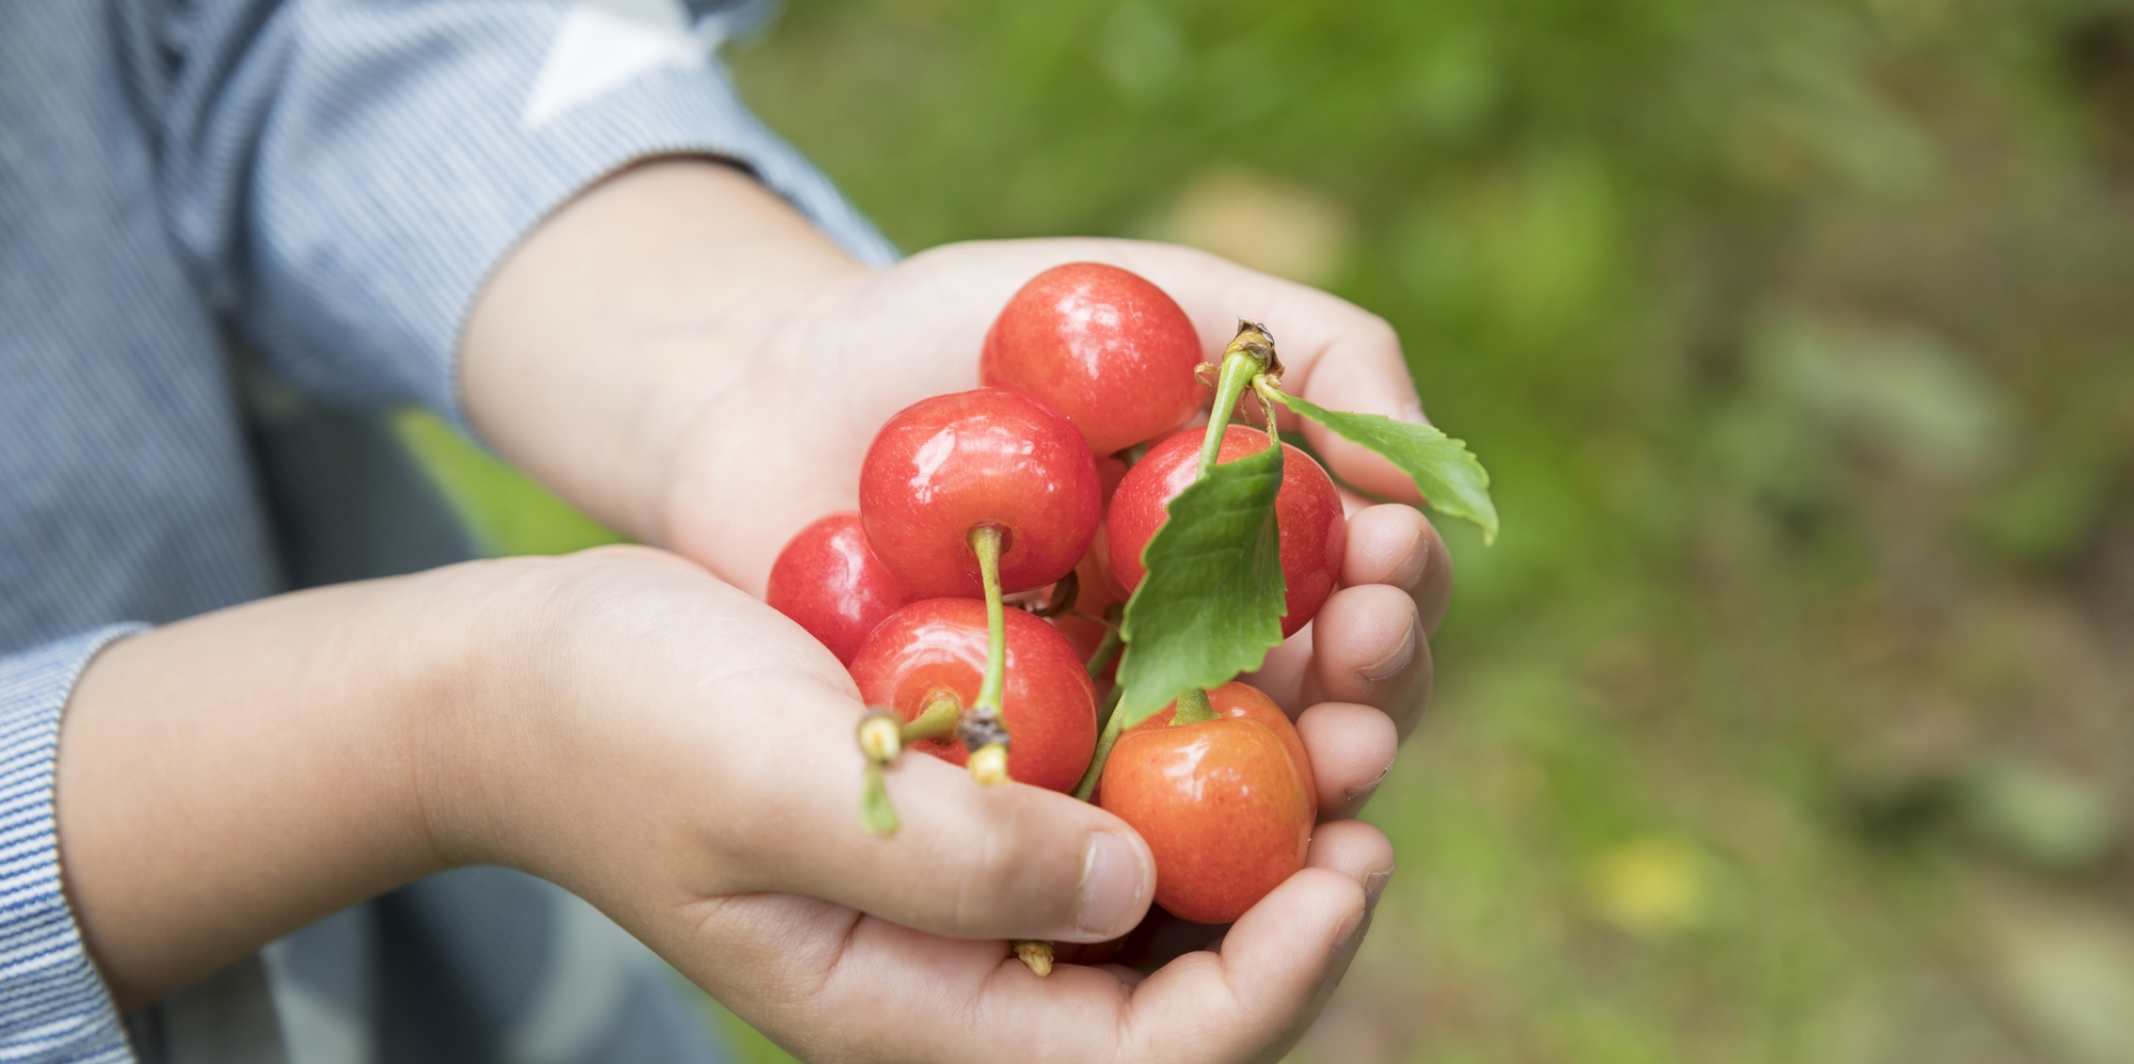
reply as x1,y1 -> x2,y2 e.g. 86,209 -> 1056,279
406,0 -> 2134,1060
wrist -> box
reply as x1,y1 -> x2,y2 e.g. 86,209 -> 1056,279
56,564 -> 523,1008
461,159 -> 868,548
385,557 -> 561,870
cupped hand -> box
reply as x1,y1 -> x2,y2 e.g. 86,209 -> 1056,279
455,547 -> 1392,1064
662,238 -> 1452,779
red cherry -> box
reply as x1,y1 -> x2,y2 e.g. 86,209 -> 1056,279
981,263 -> 1209,456
765,512 -> 908,665
1097,681 -> 1315,924
860,389 -> 1103,600
848,598 -> 1097,793
1108,426 -> 1348,638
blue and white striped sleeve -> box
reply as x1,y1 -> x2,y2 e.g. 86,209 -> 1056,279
0,626 -> 145,1062
151,0 -> 898,424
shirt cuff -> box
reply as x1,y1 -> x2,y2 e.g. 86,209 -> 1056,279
0,625 -> 145,1063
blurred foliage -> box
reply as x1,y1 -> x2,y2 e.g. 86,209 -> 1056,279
404,0 -> 2134,1059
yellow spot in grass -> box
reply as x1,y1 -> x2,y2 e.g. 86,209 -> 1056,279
1588,836 -> 1707,938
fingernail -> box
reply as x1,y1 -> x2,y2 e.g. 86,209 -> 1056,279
1357,623 -> 1417,683
1077,831 -> 1145,936
1344,763 -> 1393,804
1334,909 -> 1366,952
1363,866 -> 1395,909
1398,523 -> 1432,592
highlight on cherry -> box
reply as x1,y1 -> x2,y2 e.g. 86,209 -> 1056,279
764,261 -> 1499,977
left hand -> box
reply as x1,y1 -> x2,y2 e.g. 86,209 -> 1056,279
666,236 -> 1450,766
465,160 -> 1453,815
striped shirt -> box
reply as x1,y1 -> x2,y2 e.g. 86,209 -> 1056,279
0,1 -> 895,1060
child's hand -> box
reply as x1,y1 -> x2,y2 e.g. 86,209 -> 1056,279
63,546 -> 1389,1064
667,235 -> 1449,738
467,161 -> 1447,739
440,548 -> 1394,1063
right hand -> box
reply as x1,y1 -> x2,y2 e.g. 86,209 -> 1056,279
448,546 -> 1397,1063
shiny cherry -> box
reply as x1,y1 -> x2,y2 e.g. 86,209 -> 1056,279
848,598 -> 1097,793
980,263 -> 1208,456
1097,681 -> 1316,924
1108,426 -> 1347,637
859,389 -> 1102,600
765,512 -> 908,665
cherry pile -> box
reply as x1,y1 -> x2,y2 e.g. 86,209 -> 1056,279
767,261 -> 1497,973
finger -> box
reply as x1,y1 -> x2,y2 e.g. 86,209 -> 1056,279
1341,504 -> 1454,635
680,859 -> 1369,1064
1295,703 -> 1399,819
1306,818 -> 1398,907
677,897 -> 1128,1064
1123,867 -> 1370,1062
1288,326 -> 1430,504
1300,584 -> 1433,736
671,828 -> 1391,1064
1144,821 -> 1394,1058
709,676 -> 1156,944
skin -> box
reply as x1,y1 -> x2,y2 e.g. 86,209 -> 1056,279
60,159 -> 1449,1063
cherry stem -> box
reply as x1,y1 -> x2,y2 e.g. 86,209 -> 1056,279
1014,940 -> 1055,977
1085,627 -> 1123,680
1171,687 -> 1217,725
1197,348 -> 1268,479
1166,326 -> 1275,736
1251,375 -> 1287,447
1076,323 -> 1282,799
962,524 -> 1014,787
1072,683 -> 1128,802
861,762 -> 899,836
901,693 -> 961,744
969,524 -> 1009,714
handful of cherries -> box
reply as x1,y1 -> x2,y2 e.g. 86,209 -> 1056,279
766,262 -> 1497,974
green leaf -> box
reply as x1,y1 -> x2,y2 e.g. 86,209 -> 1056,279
1114,443 -> 1288,729
1274,392 -> 1499,544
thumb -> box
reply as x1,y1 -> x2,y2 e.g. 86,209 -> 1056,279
727,681 -> 1156,944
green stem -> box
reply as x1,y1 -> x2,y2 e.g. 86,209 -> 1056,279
1171,686 -> 1217,725
900,693 -> 961,743
969,524 -> 1008,714
1198,350 -> 1265,478
1174,354 -> 1267,737
1072,683 -> 1129,802
861,762 -> 899,836
1075,324 -> 1278,796
1085,627 -> 1123,680
1251,375 -> 1287,447
1094,677 -> 1124,735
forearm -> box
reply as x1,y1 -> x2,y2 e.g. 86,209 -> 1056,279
460,159 -> 866,551
55,563 -> 518,1011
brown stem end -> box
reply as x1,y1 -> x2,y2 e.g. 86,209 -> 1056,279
1014,940 -> 1055,977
